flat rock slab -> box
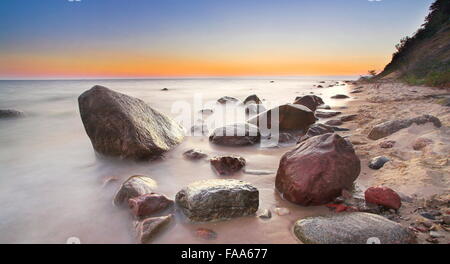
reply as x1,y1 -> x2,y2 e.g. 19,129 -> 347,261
368,114 -> 442,140
294,212 -> 416,244
176,179 -> 259,222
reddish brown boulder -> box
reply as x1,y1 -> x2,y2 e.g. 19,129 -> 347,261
364,186 -> 402,210
293,95 -> 325,111
128,193 -> 174,218
276,133 -> 361,206
210,155 -> 246,176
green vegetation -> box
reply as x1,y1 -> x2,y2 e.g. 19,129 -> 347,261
378,0 -> 450,88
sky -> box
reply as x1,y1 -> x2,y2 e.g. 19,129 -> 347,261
0,0 -> 435,79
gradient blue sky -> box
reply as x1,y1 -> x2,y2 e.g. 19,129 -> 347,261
0,0 -> 434,78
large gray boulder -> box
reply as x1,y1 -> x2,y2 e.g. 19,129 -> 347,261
113,175 -> 157,206
78,85 -> 184,160
175,179 -> 259,222
368,114 -> 442,140
209,123 -> 260,146
294,213 -> 416,244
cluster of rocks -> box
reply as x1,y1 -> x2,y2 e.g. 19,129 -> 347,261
77,84 -> 438,244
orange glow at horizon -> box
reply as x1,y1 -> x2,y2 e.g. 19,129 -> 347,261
0,51 -> 389,78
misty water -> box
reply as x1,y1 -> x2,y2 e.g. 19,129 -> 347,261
0,77 -> 354,243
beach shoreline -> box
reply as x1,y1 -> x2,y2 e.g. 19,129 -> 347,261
335,81 -> 450,244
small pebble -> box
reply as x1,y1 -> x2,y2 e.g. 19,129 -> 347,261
258,209 -> 272,219
429,231 -> 444,238
274,207 -> 290,216
196,228 -> 217,240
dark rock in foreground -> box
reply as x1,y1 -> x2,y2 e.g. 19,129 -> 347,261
293,95 -> 325,111
298,123 -> 335,143
365,186 -> 402,210
248,104 -> 316,131
128,193 -> 174,218
135,214 -> 173,244
113,175 -> 157,206
0,109 -> 25,119
175,179 -> 259,222
368,156 -> 390,170
209,123 -> 260,146
276,133 -> 360,206
210,155 -> 246,175
368,114 -> 442,140
78,86 -> 184,160
294,213 -> 416,244
243,94 -> 262,105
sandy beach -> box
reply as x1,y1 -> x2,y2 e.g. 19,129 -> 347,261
335,81 -> 450,244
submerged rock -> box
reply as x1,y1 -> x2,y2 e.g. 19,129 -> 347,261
276,133 -> 360,206
293,95 -> 325,111
210,155 -> 246,176
175,179 -> 259,222
196,228 -> 218,240
217,96 -> 239,104
183,149 -> 208,160
128,193 -> 174,218
298,123 -> 335,143
78,86 -> 185,160
365,187 -> 402,210
199,108 -> 214,115
0,109 -> 25,119
113,175 -> 157,206
331,94 -> 350,99
135,214 -> 173,244
368,114 -> 442,140
315,110 -> 342,118
209,123 -> 260,146
368,156 -> 390,170
294,213 -> 416,244
248,104 -> 316,131
243,94 -> 262,105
